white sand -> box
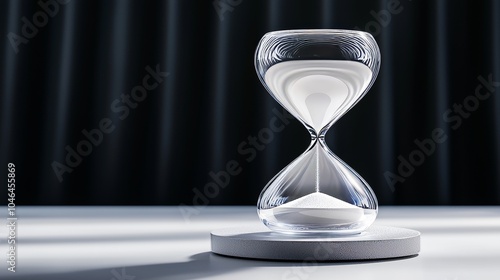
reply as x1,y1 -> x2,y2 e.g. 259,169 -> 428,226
264,60 -> 372,132
267,192 -> 364,225
280,192 -> 360,209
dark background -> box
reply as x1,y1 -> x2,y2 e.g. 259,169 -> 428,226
1,0 -> 499,206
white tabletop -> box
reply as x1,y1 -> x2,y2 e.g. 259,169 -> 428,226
1,206 -> 499,280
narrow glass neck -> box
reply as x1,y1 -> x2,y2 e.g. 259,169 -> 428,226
309,126 -> 329,141
308,130 -> 329,156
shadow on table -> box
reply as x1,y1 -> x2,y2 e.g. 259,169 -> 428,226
9,252 -> 417,280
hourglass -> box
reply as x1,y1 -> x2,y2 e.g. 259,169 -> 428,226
211,30 -> 420,261
255,29 -> 379,234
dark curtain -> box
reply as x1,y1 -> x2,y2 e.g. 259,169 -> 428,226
1,0 -> 499,205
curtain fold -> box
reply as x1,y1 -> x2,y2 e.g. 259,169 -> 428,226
0,0 -> 499,205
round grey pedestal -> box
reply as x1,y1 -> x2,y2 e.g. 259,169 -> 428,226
211,225 -> 420,261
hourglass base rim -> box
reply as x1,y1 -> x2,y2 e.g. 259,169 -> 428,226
211,225 -> 420,261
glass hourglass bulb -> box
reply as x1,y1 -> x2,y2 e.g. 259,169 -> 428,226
255,30 -> 381,234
